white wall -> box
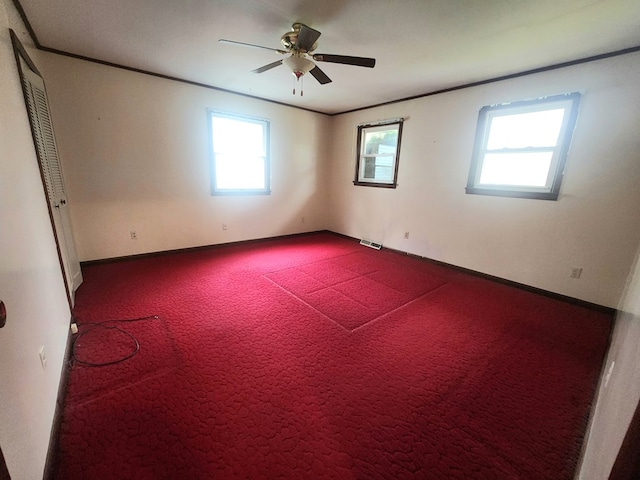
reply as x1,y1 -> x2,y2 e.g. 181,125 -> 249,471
0,0 -> 72,478
37,53 -> 331,261
578,245 -> 640,479
38,44 -> 640,308
3,14 -> 639,476
327,53 -> 640,309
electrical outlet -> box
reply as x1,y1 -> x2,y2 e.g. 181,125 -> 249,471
404,232 -> 410,239
39,345 -> 47,369
222,224 -> 228,231
570,267 -> 582,279
130,230 -> 138,240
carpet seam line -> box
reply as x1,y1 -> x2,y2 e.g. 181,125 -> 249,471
350,282 -> 451,333
262,275 -> 352,332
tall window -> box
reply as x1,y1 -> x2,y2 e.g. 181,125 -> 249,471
354,119 -> 403,188
209,111 -> 270,195
466,93 -> 580,200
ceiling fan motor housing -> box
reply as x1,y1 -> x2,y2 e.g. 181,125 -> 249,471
281,23 -> 318,53
281,30 -> 297,50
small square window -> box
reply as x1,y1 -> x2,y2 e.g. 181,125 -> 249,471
354,120 -> 403,188
466,93 -> 580,200
209,111 -> 270,195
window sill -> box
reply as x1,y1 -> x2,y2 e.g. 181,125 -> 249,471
353,181 -> 397,189
212,190 -> 271,196
465,186 -> 558,200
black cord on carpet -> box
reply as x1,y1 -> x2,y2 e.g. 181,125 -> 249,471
71,315 -> 159,367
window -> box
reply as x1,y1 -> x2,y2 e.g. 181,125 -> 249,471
466,93 -> 580,200
209,111 -> 270,195
354,119 -> 403,188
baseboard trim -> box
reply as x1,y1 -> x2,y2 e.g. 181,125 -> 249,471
329,231 -> 615,315
80,230 -> 330,267
80,230 -> 614,315
43,320 -> 74,480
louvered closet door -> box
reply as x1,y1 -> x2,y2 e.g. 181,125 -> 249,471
20,57 -> 83,304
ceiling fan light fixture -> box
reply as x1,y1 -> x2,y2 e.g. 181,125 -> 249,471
219,22 -> 375,93
283,54 -> 315,79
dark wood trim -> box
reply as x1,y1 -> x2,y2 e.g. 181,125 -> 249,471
354,120 -> 403,188
83,229 -> 615,314
37,46 -> 328,116
13,0 -> 325,115
43,320 -> 74,480
329,231 -> 616,315
80,230 -> 330,267
11,0 -> 40,47
352,181 -> 397,188
15,0 -> 640,117
399,248 -> 614,314
10,30 -> 73,310
36,43 -> 640,118
335,45 -> 640,116
609,397 -> 640,480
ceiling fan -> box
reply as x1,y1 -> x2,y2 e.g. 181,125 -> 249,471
219,23 -> 376,95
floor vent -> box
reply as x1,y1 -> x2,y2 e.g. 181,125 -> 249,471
360,239 -> 382,250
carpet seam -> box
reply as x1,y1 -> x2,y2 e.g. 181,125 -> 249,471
350,282 -> 451,333
264,272 -> 451,333
63,365 -> 179,410
262,275 -> 352,333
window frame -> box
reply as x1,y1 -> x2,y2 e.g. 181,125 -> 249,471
353,119 -> 404,188
465,92 -> 581,200
208,110 -> 271,196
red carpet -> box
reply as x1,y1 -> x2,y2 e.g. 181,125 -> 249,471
53,232 -> 612,479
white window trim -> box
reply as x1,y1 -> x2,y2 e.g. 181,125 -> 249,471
466,93 -> 581,200
208,110 -> 271,195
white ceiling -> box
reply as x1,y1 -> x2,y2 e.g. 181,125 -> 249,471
16,0 -> 640,115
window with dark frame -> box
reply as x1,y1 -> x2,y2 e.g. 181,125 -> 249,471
466,93 -> 581,200
354,119 -> 403,188
208,110 -> 270,195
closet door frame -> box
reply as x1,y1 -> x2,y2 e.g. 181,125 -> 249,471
10,29 -> 82,308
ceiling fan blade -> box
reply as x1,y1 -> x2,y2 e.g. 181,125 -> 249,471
312,54 -> 376,68
251,60 -> 284,74
295,24 -> 321,52
309,66 -> 332,85
218,39 -> 287,55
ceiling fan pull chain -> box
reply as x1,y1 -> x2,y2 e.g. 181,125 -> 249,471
301,76 -> 304,97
